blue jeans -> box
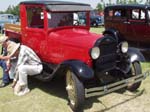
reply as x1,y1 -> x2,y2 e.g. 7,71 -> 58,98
0,60 -> 9,83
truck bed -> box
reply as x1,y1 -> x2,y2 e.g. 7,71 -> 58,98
4,23 -> 21,40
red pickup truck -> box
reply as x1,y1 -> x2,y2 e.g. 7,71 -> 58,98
4,1 -> 147,111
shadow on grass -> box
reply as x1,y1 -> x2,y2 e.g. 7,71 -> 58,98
28,77 -> 98,111
84,89 -> 144,112
28,77 -> 67,100
27,77 -> 144,112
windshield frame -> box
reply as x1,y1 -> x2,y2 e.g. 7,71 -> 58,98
46,11 -> 90,29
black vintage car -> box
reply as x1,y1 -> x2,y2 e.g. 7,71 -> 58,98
90,15 -> 104,26
104,5 -> 150,60
79,15 -> 104,26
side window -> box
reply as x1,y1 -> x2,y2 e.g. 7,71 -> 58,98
105,9 -> 113,21
141,10 -> 145,19
26,7 -> 44,28
108,10 -> 113,17
8,15 -> 14,19
106,9 -> 126,19
114,9 -> 126,18
131,9 -> 145,20
148,10 -> 150,20
114,10 -> 121,17
132,9 -> 139,19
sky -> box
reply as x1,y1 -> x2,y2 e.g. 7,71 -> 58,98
0,0 -> 146,11
0,0 -> 113,11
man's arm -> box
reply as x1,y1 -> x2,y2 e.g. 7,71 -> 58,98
0,55 -> 10,60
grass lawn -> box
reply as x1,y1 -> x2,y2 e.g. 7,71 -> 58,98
90,27 -> 105,34
0,27 -> 150,112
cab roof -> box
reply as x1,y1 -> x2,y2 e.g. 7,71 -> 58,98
20,1 -> 92,11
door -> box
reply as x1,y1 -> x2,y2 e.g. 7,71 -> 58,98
113,8 -> 128,37
145,9 -> 150,43
126,8 -> 147,42
105,8 -> 128,38
22,5 -> 46,59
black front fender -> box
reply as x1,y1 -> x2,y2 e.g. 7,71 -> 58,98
103,28 -> 119,42
128,47 -> 145,62
61,60 -> 94,81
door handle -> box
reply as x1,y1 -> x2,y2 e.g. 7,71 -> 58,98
124,21 -> 130,24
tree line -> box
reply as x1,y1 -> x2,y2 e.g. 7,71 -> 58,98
0,5 -> 19,15
97,0 -> 150,12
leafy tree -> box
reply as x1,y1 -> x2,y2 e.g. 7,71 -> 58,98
116,0 -> 120,4
0,11 -> 4,14
123,0 -> 127,4
116,0 -> 143,4
145,0 -> 150,4
108,0 -> 112,5
96,3 -> 104,12
0,5 -> 19,15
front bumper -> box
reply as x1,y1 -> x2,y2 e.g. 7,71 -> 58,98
85,70 -> 150,98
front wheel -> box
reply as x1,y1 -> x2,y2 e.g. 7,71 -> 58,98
127,62 -> 142,91
66,70 -> 85,112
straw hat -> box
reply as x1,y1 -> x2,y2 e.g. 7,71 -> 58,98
0,35 -> 8,44
7,41 -> 20,57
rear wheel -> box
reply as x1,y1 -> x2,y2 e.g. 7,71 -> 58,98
127,62 -> 142,91
66,70 -> 85,112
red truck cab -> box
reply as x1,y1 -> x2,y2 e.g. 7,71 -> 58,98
19,1 -> 100,66
4,1 -> 147,111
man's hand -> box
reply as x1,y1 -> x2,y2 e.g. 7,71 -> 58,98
0,55 -> 11,60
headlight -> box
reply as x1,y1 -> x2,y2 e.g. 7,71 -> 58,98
121,41 -> 128,53
91,47 -> 100,59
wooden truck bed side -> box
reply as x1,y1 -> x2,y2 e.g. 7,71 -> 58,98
4,23 -> 22,40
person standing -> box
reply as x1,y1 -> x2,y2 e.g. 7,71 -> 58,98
0,35 -> 12,87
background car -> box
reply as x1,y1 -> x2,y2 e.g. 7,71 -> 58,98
79,15 -> 104,27
104,4 -> 150,61
0,14 -> 17,33
90,15 -> 104,26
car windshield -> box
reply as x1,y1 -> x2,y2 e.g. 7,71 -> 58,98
47,12 -> 88,28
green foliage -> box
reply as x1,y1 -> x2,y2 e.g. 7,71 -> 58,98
116,0 -> 142,4
0,5 -> 19,16
96,3 -> 104,12
128,0 -> 138,4
108,0 -> 112,5
145,0 -> 150,4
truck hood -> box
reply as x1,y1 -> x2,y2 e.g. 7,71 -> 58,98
48,28 -> 103,48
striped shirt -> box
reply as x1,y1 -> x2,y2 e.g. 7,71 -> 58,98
17,45 -> 42,67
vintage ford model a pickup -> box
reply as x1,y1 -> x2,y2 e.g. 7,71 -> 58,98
4,1 -> 148,111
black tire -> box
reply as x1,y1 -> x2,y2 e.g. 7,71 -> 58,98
127,62 -> 142,91
66,70 -> 85,112
93,22 -> 98,27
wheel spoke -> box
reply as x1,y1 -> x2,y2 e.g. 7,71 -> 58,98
66,84 -> 73,90
66,71 -> 77,106
70,100 -> 75,106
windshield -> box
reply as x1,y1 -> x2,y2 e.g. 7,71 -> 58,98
47,12 -> 88,28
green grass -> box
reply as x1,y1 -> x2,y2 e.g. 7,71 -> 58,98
0,28 -> 150,112
90,27 -> 105,34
